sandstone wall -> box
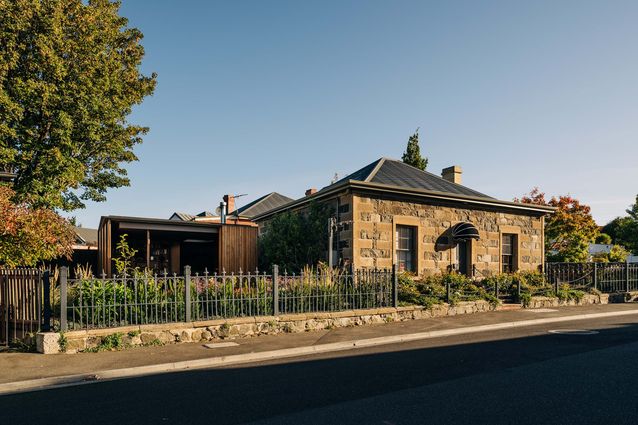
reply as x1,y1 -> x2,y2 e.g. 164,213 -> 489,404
353,194 -> 545,276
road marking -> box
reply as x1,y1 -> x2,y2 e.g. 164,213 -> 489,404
524,309 -> 558,313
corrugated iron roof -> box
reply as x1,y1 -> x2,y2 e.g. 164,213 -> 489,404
233,192 -> 294,218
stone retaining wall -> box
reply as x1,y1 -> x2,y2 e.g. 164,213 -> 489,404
36,300 -> 494,354
526,293 -> 609,309
34,292 -> 629,354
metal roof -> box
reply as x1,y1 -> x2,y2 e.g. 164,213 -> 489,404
169,212 -> 195,221
255,158 -> 555,220
74,226 -> 98,245
232,192 -> 294,218
330,158 -> 493,200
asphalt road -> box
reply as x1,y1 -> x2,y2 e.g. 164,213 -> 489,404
1,315 -> 638,425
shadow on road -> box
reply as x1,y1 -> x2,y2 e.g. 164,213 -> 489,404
1,321 -> 637,424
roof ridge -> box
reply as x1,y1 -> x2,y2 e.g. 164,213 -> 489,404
364,158 -> 386,182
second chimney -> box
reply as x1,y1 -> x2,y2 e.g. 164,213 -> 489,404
305,188 -> 317,196
223,194 -> 235,215
441,166 -> 462,184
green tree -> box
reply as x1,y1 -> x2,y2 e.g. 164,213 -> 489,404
595,233 -> 612,244
591,245 -> 630,263
0,186 -> 75,266
0,0 -> 156,210
259,202 -> 333,272
517,188 -> 600,262
602,194 -> 638,254
401,129 -> 428,171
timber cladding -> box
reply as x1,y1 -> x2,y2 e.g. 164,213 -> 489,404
218,225 -> 258,273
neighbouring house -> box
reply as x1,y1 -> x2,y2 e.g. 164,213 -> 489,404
97,216 -> 259,276
48,226 -> 99,272
254,158 -> 555,277
588,243 -> 636,263
95,193 -> 292,276
0,167 -> 16,184
170,193 -> 293,227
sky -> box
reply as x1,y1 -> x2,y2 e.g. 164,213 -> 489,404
70,0 -> 638,228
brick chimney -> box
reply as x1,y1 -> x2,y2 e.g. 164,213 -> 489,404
223,194 -> 235,215
305,188 -> 317,196
441,166 -> 462,184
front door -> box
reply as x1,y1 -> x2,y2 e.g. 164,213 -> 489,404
457,241 -> 468,275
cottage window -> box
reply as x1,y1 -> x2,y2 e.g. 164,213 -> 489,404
502,234 -> 516,273
396,225 -> 416,273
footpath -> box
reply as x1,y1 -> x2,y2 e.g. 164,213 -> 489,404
1,303 -> 637,395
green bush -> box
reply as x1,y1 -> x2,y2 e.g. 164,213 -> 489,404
556,284 -> 585,303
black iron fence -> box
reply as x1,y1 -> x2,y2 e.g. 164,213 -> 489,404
545,262 -> 638,293
54,266 -> 396,331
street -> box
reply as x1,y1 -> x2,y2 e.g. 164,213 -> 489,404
1,314 -> 638,424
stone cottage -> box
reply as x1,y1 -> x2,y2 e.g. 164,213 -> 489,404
254,158 -> 554,277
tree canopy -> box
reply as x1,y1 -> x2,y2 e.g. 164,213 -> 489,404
0,0 -> 156,210
602,194 -> 638,255
0,186 -> 74,267
258,202 -> 333,272
517,188 -> 601,262
401,129 -> 428,171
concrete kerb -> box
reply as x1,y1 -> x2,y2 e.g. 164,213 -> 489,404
5,308 -> 638,396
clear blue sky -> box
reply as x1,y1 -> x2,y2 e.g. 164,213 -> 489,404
70,0 -> 638,228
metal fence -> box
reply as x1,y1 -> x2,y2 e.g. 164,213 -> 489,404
545,262 -> 638,293
54,266 -> 396,331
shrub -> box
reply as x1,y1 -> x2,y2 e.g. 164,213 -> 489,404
556,284 -> 585,303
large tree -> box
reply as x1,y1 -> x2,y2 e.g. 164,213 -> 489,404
0,186 -> 75,266
517,188 -> 600,262
0,0 -> 156,210
401,129 -> 428,171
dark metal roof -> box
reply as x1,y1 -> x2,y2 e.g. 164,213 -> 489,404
233,192 -> 294,218
74,226 -> 98,245
331,159 -> 383,186
169,212 -> 195,221
254,157 -> 555,221
323,158 -> 493,200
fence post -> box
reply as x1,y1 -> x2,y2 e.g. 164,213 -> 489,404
273,264 -> 279,316
42,270 -> 51,332
60,266 -> 68,332
593,262 -> 598,291
517,279 -> 521,300
184,265 -> 191,323
494,280 -> 499,299
626,260 -> 630,293
446,280 -> 451,304
392,264 -> 398,308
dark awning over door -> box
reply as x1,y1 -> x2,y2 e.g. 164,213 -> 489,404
451,222 -> 480,242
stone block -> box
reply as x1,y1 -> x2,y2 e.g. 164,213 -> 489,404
36,332 -> 61,354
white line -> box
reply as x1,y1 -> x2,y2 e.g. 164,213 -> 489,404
2,308 -> 637,396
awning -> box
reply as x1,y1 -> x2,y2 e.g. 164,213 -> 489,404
451,222 -> 480,242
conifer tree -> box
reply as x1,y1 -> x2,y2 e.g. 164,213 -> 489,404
401,129 -> 428,171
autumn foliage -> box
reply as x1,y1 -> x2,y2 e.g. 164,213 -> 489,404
516,188 -> 600,262
0,186 -> 74,267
